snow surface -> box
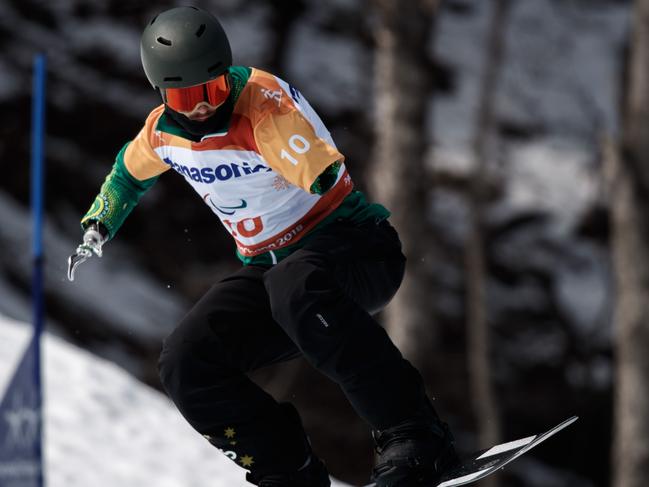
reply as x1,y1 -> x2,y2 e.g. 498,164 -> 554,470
504,137 -> 600,234
0,314 -> 351,487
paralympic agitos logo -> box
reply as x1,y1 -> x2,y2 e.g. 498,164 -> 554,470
163,157 -> 272,183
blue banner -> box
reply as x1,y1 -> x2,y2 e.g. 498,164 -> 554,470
0,334 -> 44,487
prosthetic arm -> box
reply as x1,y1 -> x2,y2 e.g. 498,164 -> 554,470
67,222 -> 107,281
67,143 -> 159,281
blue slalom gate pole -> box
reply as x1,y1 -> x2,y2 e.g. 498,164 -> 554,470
30,52 -> 47,487
0,52 -> 47,486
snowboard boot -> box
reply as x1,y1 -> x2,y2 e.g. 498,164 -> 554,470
245,403 -> 331,487
249,454 -> 331,487
371,416 -> 459,487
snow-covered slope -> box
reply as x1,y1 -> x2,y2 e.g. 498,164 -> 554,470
0,315 -> 350,487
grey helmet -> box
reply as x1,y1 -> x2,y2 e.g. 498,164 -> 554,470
140,6 -> 232,91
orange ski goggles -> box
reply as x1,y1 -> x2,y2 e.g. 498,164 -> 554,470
164,75 -> 230,113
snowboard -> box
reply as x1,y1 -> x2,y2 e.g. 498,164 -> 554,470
365,416 -> 578,487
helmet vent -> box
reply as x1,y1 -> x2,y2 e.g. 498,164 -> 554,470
196,24 -> 206,37
164,76 -> 183,82
208,62 -> 223,73
150,15 -> 158,25
157,37 -> 172,46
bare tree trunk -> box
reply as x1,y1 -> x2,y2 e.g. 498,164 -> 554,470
266,0 -> 306,74
467,0 -> 510,458
610,1 -> 649,486
370,0 -> 440,369
465,4 -> 510,487
606,138 -> 649,487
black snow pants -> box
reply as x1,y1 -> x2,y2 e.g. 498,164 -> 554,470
158,218 -> 432,477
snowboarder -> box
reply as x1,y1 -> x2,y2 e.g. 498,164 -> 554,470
68,6 -> 458,487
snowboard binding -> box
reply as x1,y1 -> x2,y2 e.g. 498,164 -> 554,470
371,418 -> 459,487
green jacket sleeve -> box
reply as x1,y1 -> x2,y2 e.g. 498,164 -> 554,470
309,160 -> 342,195
81,142 -> 159,240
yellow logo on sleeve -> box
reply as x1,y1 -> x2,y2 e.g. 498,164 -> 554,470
81,194 -> 109,225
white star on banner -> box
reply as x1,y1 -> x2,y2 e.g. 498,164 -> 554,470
3,392 -> 40,450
